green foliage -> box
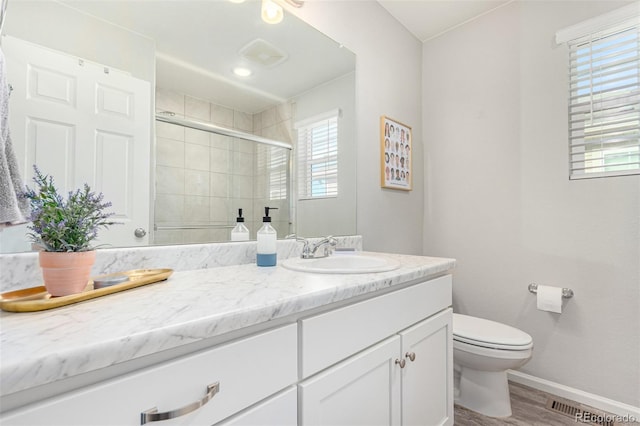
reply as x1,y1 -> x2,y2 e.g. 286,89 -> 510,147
22,166 -> 116,252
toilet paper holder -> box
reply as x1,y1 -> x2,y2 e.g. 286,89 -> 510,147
528,283 -> 574,298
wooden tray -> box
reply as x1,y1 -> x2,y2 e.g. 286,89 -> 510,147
0,269 -> 173,313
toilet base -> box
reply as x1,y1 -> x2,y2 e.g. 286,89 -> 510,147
457,366 -> 512,418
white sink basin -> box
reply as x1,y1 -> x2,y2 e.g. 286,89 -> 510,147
281,253 -> 400,274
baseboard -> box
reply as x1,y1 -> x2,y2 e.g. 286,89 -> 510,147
508,370 -> 640,419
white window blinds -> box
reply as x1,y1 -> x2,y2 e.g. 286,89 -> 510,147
296,111 -> 339,199
562,11 -> 640,179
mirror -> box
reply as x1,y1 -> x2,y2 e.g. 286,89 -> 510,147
0,0 -> 356,253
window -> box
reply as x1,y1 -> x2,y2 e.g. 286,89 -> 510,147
269,147 -> 289,201
558,5 -> 639,179
295,110 -> 339,199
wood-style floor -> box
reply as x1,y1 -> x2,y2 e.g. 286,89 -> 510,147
454,382 -> 639,426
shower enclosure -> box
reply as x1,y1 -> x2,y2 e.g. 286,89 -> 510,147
153,101 -> 293,245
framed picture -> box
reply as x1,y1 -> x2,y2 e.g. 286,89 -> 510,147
380,116 -> 412,191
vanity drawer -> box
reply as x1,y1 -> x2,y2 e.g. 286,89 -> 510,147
2,324 -> 297,426
300,274 -> 451,377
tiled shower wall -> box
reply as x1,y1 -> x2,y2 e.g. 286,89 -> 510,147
154,88 -> 292,245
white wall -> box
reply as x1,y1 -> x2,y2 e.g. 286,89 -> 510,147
290,1 -> 424,254
423,0 -> 640,406
3,2 -> 154,82
294,72 -> 357,238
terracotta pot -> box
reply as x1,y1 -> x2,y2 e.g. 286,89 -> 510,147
39,251 -> 96,296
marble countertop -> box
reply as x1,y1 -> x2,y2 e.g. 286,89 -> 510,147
0,252 -> 455,398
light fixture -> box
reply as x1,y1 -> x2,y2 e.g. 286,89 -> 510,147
233,67 -> 252,77
261,0 -> 283,24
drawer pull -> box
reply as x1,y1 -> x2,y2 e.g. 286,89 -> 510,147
405,352 -> 416,362
395,358 -> 406,368
140,382 -> 220,424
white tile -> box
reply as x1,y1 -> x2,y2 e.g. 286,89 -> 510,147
253,175 -> 268,199
210,197 -> 231,222
156,137 -> 184,168
233,174 -> 253,199
152,229 -> 184,245
154,194 -> 184,222
185,144 -> 210,171
185,128 -> 210,147
233,138 -> 255,154
210,172 -> 230,197
211,133 -> 231,150
184,196 -> 210,222
156,122 -> 184,141
185,96 -> 210,121
183,229 -> 214,244
210,147 -> 230,173
211,104 -> 234,127
234,111 -> 253,132
156,166 -> 185,195
233,151 -> 254,176
156,87 -> 184,115
253,112 -> 262,132
185,170 -> 210,196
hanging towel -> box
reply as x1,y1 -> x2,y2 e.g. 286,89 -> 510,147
0,45 -> 30,226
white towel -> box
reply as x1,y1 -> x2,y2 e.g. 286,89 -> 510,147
0,45 -> 30,226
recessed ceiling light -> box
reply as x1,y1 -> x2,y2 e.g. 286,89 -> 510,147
229,0 -> 245,3
261,0 -> 283,24
233,67 -> 252,77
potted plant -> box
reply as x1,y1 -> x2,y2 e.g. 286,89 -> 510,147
22,166 -> 116,296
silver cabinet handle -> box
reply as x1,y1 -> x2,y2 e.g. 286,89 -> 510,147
395,358 -> 406,368
134,228 -> 147,238
405,352 -> 416,362
141,382 -> 219,424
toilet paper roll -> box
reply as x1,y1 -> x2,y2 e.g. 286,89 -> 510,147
536,285 -> 563,313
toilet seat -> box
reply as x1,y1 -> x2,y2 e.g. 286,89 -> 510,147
453,314 -> 533,351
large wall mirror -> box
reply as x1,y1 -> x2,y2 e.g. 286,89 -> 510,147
0,0 -> 356,253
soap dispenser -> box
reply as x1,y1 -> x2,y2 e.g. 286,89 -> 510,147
256,207 -> 278,266
230,208 -> 250,242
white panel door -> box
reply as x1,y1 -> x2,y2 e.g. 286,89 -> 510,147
3,35 -> 151,249
400,309 -> 453,426
299,336 -> 402,426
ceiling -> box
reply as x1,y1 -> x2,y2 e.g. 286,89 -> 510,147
53,0 -> 512,112
59,0 -> 355,113
378,0 -> 512,42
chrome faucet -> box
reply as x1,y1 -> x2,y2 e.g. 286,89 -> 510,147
286,234 -> 338,259
308,236 -> 338,259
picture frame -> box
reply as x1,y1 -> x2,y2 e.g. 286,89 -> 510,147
380,115 -> 412,191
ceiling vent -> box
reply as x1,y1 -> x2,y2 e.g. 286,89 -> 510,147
239,39 -> 288,68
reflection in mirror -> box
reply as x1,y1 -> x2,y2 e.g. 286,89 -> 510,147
0,0 -> 356,253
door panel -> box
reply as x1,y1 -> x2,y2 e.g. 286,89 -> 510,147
400,309 -> 453,426
299,336 -> 401,426
3,35 -> 151,249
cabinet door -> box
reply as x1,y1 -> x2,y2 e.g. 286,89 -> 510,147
400,309 -> 453,426
299,336 -> 402,426
216,387 -> 296,426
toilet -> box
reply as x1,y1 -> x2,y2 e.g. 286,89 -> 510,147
453,313 -> 533,418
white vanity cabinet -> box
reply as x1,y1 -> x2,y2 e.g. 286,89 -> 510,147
1,271 -> 454,426
298,275 -> 453,426
2,324 -> 298,426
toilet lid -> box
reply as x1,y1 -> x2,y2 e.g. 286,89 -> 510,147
453,313 -> 533,350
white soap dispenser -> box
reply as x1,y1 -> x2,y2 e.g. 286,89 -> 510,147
230,208 -> 250,242
256,207 -> 278,266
